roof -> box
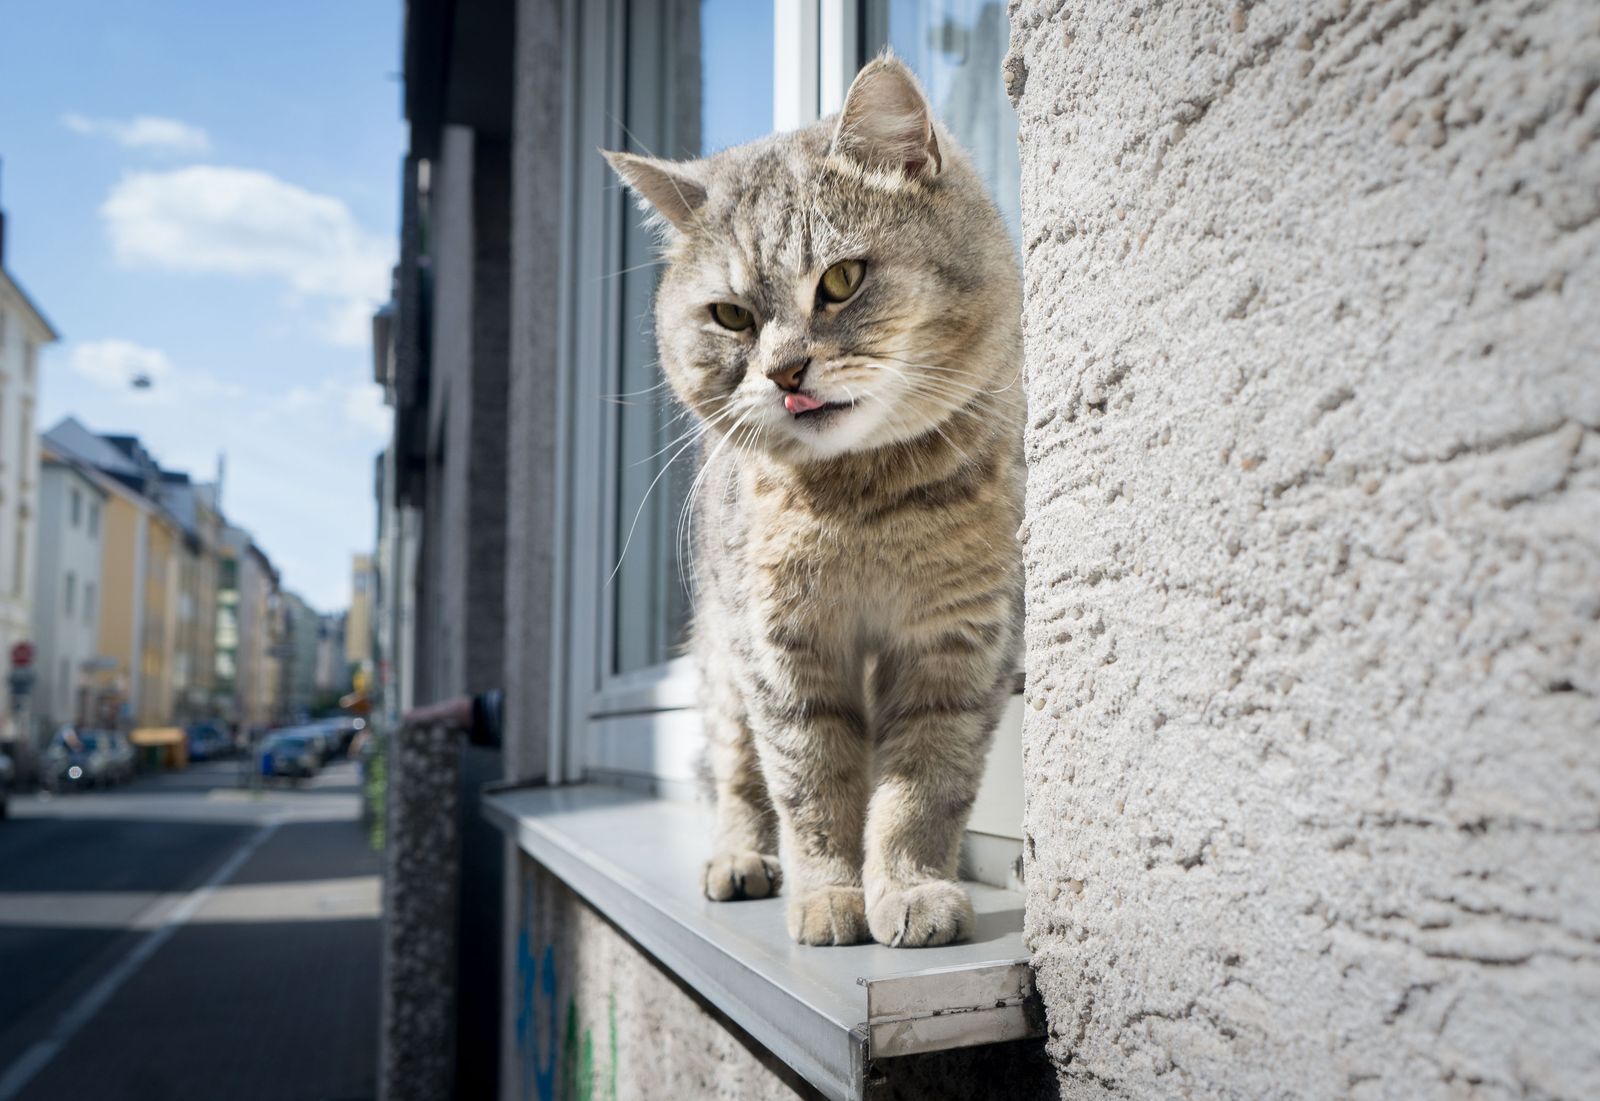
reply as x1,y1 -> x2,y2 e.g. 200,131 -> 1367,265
0,268 -> 59,342
42,417 -> 142,480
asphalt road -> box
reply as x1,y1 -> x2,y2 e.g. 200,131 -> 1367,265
0,758 -> 380,1101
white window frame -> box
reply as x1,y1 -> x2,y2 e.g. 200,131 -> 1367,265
549,0 -> 1024,881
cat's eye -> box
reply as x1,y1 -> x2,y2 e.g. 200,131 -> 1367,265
710,302 -> 755,331
818,259 -> 866,304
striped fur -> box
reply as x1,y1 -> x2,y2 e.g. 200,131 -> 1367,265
607,57 -> 1021,947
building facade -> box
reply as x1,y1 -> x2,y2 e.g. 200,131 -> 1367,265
30,449 -> 109,734
379,2 -> 1600,1099
220,526 -> 281,730
345,552 -> 376,676
160,472 -> 224,723
280,590 -> 321,720
0,198 -> 57,746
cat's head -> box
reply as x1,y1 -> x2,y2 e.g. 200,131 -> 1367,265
605,55 -> 1020,464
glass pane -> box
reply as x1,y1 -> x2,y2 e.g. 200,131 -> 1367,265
865,0 -> 1021,242
613,0 -> 775,675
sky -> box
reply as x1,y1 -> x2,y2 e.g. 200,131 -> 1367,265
0,0 -> 406,612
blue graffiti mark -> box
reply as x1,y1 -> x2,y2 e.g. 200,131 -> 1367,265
516,869 -> 562,1101
536,944 -> 557,1101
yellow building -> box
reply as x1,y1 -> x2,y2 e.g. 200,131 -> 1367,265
345,553 -> 374,670
44,419 -> 184,729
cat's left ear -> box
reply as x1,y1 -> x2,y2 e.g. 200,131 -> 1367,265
603,150 -> 708,235
829,54 -> 941,179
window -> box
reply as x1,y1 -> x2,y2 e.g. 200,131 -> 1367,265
17,398 -> 32,481
59,657 -> 70,715
23,340 -> 37,384
864,0 -> 1021,241
70,488 -> 82,527
85,581 -> 96,624
552,0 -> 1025,873
612,0 -> 776,675
88,500 -> 101,537
65,571 -> 77,615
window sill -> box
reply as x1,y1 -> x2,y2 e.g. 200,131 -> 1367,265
483,784 -> 1039,1101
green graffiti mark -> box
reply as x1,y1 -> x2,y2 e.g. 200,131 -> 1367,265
562,997 -> 595,1101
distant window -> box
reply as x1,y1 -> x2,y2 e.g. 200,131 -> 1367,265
88,501 -> 101,538
85,581 -> 96,624
70,488 -> 82,526
23,341 -> 37,384
59,657 -> 70,713
65,571 -> 77,615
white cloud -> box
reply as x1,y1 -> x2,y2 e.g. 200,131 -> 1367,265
100,166 -> 393,347
63,113 -> 211,154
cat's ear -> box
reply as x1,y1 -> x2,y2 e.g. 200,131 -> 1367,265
603,150 -> 708,234
830,54 -> 942,179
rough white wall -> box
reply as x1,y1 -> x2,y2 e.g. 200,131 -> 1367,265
1007,2 -> 1599,1098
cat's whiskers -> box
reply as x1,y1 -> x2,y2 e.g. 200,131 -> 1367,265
676,402 -> 762,597
609,398 -> 744,587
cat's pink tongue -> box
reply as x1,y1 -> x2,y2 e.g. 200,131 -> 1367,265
784,392 -> 824,414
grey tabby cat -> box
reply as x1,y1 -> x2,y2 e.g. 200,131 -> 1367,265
605,55 -> 1022,947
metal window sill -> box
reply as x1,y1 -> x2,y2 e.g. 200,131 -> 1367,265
482,784 -> 1039,1101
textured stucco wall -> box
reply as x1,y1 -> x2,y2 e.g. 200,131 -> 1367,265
1007,2 -> 1599,1098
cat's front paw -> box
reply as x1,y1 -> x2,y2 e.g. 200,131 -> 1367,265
787,885 -> 870,946
868,881 -> 975,947
702,850 -> 782,901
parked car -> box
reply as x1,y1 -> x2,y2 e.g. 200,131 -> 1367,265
43,727 -> 114,790
185,722 -> 232,762
258,731 -> 321,781
0,745 -> 13,818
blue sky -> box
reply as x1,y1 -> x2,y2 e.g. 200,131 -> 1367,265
0,0 -> 405,611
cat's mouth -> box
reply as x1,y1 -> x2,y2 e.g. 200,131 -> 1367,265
783,392 -> 855,419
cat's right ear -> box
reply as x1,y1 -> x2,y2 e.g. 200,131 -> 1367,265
830,54 -> 941,180
603,150 -> 707,235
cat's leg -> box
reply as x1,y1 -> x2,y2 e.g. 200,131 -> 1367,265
863,638 -> 1012,947
747,638 -> 871,946
701,692 -> 782,901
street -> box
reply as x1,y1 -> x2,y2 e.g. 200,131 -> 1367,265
0,759 -> 379,1101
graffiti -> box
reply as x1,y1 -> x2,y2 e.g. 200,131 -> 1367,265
516,868 -> 620,1101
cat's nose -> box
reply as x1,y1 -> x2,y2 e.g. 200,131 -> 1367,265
765,358 -> 810,393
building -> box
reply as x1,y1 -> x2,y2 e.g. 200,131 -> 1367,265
43,419 -> 185,729
345,552 -> 375,673
30,446 -> 109,735
280,590 -> 321,720
218,525 -> 282,730
379,3 -> 1600,1099
159,471 -> 224,723
313,610 -> 348,696
0,184 -> 58,745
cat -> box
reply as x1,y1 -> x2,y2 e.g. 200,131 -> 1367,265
605,55 -> 1022,947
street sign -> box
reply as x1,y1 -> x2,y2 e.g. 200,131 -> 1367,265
8,668 -> 34,696
10,641 -> 34,669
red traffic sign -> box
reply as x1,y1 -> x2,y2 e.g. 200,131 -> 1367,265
10,641 -> 35,668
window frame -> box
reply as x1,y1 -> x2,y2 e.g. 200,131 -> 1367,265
549,0 -> 1024,876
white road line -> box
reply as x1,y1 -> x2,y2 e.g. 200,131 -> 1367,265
0,819 -> 283,1101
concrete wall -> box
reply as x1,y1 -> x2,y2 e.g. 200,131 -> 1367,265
501,1 -> 565,1093
1007,3 -> 1599,1098
419,121 -> 512,1098
512,858 -> 814,1101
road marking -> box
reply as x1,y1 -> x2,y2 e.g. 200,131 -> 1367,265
0,819 -> 282,1101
